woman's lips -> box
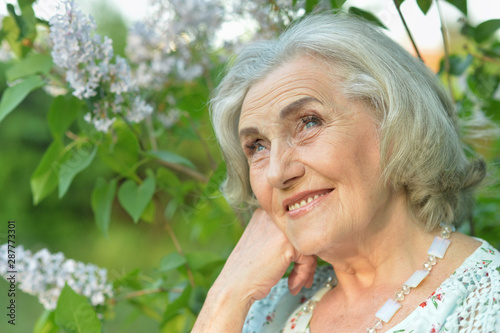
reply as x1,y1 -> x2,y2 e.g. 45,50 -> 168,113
284,189 -> 333,216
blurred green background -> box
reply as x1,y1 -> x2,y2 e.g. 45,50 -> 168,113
0,0 -> 499,332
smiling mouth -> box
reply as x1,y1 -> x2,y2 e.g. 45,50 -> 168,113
286,189 -> 333,211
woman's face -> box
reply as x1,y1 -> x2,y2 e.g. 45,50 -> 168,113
238,55 -> 393,255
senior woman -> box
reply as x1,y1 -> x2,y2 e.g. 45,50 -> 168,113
193,13 -> 500,333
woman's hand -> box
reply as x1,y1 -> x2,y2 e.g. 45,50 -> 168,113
192,208 -> 317,332
218,208 -> 317,300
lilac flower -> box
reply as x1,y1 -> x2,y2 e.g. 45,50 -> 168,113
128,97 -> 154,123
125,0 -> 224,88
0,244 -> 113,310
49,0 -> 153,132
158,109 -> 181,129
49,1 -> 110,99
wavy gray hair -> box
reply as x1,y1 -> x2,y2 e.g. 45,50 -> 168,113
210,13 -> 485,230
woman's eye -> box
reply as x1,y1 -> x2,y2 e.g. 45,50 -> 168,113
255,143 -> 266,152
245,140 -> 266,156
302,116 -> 320,129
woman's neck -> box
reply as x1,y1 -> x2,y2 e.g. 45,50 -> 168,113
316,193 -> 436,299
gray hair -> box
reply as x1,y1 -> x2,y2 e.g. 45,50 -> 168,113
210,13 -> 486,230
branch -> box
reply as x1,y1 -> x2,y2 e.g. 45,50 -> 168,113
436,0 -> 455,102
156,158 -> 209,183
165,222 -> 196,288
146,115 -> 158,151
464,44 -> 500,66
393,0 -> 424,62
185,112 -> 218,171
110,287 -> 183,304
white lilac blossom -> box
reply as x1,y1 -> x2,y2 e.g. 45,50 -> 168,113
49,0 -> 153,132
0,40 -> 12,62
49,1 -> 111,99
158,109 -> 181,129
128,97 -> 154,123
232,0 -> 308,40
125,0 -> 224,89
0,244 -> 113,310
0,17 -> 12,62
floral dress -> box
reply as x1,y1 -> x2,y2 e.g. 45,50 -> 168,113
242,239 -> 500,333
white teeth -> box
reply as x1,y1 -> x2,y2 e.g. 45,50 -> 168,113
288,193 -> 326,211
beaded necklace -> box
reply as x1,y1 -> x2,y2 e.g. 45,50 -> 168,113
286,223 -> 454,333
366,223 -> 454,332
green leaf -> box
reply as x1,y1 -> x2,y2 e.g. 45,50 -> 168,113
162,286 -> 191,326
6,53 -> 52,82
30,139 -> 64,205
140,200 -> 156,223
188,286 -> 206,315
202,163 -> 226,198
330,0 -> 346,9
0,75 -> 44,123
348,7 -> 387,29
18,0 -> 37,6
161,309 -> 195,333
444,0 -> 467,16
157,168 -> 184,203
446,54 -> 473,76
305,0 -> 320,13
185,252 -> 224,271
98,122 -> 139,177
55,284 -> 101,333
474,19 -> 500,43
467,68 -> 499,100
117,176 -> 156,223
159,252 -> 187,272
34,310 -> 60,333
2,16 -> 23,57
416,0 -> 432,14
58,145 -> 97,198
47,95 -> 81,138
145,150 -> 196,170
112,268 -> 142,290
164,200 -> 178,220
91,178 -> 117,238
431,296 -> 438,309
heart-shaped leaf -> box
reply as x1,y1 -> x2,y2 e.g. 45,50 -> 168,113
55,284 -> 101,333
91,178 -> 117,238
118,176 -> 156,223
0,75 -> 45,124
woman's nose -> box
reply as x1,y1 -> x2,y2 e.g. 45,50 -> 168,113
266,139 -> 305,189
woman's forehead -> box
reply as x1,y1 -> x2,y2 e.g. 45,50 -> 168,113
240,56 -> 336,119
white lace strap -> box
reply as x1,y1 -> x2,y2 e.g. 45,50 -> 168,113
282,284 -> 332,333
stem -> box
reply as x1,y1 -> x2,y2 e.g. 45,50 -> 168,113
185,113 -> 218,170
110,287 -> 183,304
156,158 -> 209,183
65,131 -> 82,141
203,64 -> 214,93
165,222 -> 196,288
393,0 -> 424,62
436,0 -> 455,102
146,115 -> 158,151
464,45 -> 500,66
121,116 -> 147,151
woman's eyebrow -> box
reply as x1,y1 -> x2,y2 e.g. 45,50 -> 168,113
239,97 -> 322,139
239,126 -> 259,139
279,96 -> 322,119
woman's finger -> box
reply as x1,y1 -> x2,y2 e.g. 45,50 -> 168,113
288,255 -> 317,295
